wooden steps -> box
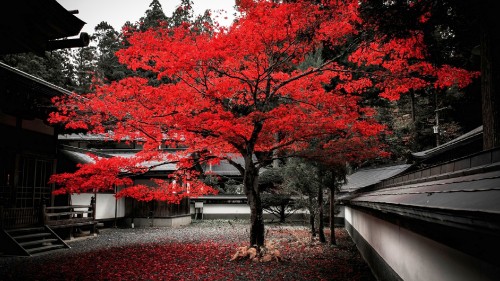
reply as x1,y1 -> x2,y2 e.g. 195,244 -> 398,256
2,226 -> 70,256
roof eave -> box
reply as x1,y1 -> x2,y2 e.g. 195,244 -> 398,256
349,201 -> 500,236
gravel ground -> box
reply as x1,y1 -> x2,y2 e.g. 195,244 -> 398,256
0,220 -> 375,280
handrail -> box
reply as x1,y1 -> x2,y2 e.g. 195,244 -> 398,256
46,205 -> 92,210
42,197 -> 96,226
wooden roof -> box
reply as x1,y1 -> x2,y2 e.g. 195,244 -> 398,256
0,62 -> 71,119
0,0 -> 88,54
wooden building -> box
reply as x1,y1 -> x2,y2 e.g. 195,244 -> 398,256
0,62 -> 69,227
0,0 -> 90,256
57,134 -> 192,228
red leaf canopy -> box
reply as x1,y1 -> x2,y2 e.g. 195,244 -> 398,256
49,0 -> 478,202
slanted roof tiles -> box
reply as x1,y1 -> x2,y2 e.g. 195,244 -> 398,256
341,164 -> 412,192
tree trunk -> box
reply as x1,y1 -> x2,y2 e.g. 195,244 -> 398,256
317,184 -> 326,243
247,191 -> 265,247
409,90 -> 420,151
279,204 -> 286,223
310,212 -> 316,237
410,90 -> 416,123
244,156 -> 265,247
308,196 -> 316,237
329,187 -> 337,245
480,2 -> 500,150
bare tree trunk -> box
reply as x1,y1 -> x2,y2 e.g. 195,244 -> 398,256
409,90 -> 420,151
310,213 -> 316,237
308,196 -> 316,237
410,90 -> 416,123
329,187 -> 336,245
317,184 -> 326,243
480,2 -> 500,150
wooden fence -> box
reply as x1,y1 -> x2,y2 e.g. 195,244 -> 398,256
0,207 -> 41,228
1,197 -> 96,230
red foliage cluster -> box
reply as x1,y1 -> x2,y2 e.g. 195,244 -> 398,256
49,152 -> 218,203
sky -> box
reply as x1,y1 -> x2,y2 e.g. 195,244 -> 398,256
57,0 -> 238,34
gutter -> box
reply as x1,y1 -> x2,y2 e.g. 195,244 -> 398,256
349,201 -> 500,236
46,32 -> 90,51
0,62 -> 72,96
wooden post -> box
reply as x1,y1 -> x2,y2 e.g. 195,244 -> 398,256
90,196 -> 96,220
41,203 -> 47,225
0,205 -> 4,229
90,196 -> 96,234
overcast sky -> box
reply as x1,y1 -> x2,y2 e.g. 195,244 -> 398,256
57,0 -> 238,34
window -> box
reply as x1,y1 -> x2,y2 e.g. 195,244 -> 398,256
15,155 -> 54,208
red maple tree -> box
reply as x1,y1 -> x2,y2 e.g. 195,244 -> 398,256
49,0 -> 478,247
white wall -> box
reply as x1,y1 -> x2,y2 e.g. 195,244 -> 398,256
189,203 -> 311,222
345,207 -> 496,281
191,204 -> 251,215
71,193 -> 125,220
130,216 -> 191,228
190,203 -> 310,215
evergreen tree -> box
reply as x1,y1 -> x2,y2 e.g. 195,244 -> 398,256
71,46 -> 97,94
193,10 -> 214,34
57,48 -> 78,91
139,0 -> 168,31
169,0 -> 194,28
93,22 -> 129,83
281,159 -> 320,237
0,50 -> 72,88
